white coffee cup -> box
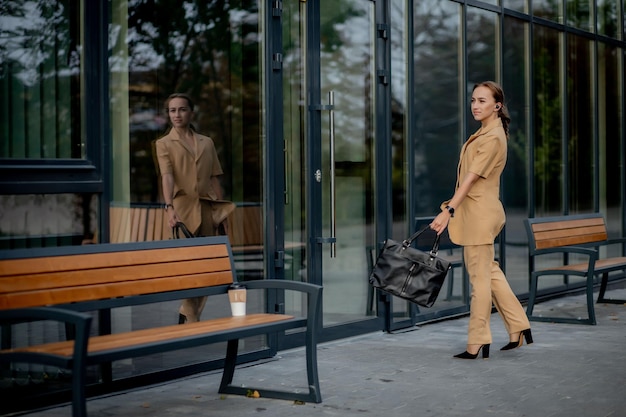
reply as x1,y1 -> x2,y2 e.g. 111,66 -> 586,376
228,283 -> 247,316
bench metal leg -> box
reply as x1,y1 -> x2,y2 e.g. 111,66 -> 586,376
304,324 -> 322,403
71,315 -> 92,417
71,365 -> 87,417
218,339 -> 239,392
526,273 -> 538,318
597,272 -> 626,304
585,274 -> 597,325
218,337 -> 322,403
527,273 -> 596,325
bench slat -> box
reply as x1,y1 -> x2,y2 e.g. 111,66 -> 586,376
3,314 -> 294,358
135,207 -> 148,241
146,208 -> 169,241
0,257 -> 233,294
532,224 -> 606,239
0,245 -> 229,278
531,218 -> 608,249
118,207 -> 132,243
536,256 -> 626,273
533,231 -> 608,249
109,206 -> 122,243
530,217 -> 605,231
0,271 -> 233,309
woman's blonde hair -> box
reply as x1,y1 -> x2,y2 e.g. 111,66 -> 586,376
164,93 -> 195,112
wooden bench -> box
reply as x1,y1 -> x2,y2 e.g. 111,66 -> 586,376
524,213 -> 626,325
109,202 -> 262,247
0,237 -> 322,417
109,203 -> 170,243
109,203 -> 267,278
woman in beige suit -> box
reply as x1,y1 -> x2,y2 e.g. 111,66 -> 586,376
155,93 -> 234,323
430,81 -> 533,359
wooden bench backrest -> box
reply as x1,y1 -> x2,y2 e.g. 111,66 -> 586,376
0,237 -> 235,310
228,205 -> 263,247
110,204 -> 262,248
525,213 -> 608,253
110,205 -> 170,243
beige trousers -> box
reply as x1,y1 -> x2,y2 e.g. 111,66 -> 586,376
464,244 -> 530,344
179,201 -> 220,323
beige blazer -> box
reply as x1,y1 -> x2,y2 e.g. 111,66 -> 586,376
155,129 -> 233,234
443,118 -> 507,246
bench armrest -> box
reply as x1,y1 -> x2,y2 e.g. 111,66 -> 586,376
0,306 -> 92,328
244,279 -> 322,295
243,280 -> 323,329
0,307 -> 92,366
531,246 -> 599,280
532,245 -> 598,260
606,237 -> 626,245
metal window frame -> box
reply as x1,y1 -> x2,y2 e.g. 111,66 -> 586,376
0,3 -> 108,197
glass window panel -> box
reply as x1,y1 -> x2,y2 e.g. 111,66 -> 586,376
390,0 -> 409,320
413,0 -> 462,214
318,0 -> 377,325
598,42 -> 623,246
597,0 -> 619,38
412,0 -> 466,315
391,0 -> 407,223
0,194 -> 98,249
107,0 -> 265,379
567,34 -> 594,213
502,16 -> 530,293
467,7 -> 498,101
533,0 -> 564,23
533,25 -> 563,215
566,0 -> 593,32
503,0 -> 528,13
0,1 -> 85,159
109,0 -> 263,236
281,0 -> 304,286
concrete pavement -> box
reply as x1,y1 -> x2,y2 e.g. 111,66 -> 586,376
14,286 -> 626,417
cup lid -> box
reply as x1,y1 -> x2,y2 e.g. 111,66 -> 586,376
228,282 -> 246,290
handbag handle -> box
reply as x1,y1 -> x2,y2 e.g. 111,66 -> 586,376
173,222 -> 194,239
402,226 -> 442,256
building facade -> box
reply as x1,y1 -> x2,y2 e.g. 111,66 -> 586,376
1,0 -> 625,408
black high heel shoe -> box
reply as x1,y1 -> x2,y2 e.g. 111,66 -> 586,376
500,329 -> 533,351
454,344 -> 490,359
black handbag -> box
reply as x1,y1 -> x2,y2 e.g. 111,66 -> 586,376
173,222 -> 194,239
173,221 -> 227,238
369,227 -> 452,308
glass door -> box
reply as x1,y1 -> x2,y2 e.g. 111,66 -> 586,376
281,0 -> 379,338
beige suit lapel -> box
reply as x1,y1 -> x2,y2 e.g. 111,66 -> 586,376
454,119 -> 502,189
455,133 -> 479,189
169,129 -> 196,156
194,134 -> 206,163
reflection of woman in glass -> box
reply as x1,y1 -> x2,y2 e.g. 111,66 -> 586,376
155,93 -> 234,323
430,81 -> 533,359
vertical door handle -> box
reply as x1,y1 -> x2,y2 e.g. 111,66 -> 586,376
314,92 -> 337,257
328,91 -> 337,258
